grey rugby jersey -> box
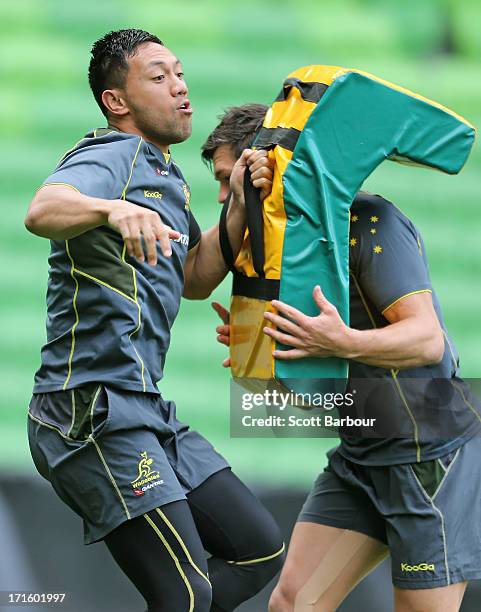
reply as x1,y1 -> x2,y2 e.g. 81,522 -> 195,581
33,128 -> 201,394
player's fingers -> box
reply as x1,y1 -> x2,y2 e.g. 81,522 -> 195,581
253,178 -> 273,201
211,301 -> 230,324
222,357 -> 231,368
263,326 -> 304,348
272,348 -> 309,360
141,223 -> 157,266
264,311 -> 302,337
217,334 -> 230,346
167,227 -> 181,240
216,325 -> 230,336
271,300 -> 306,326
117,220 -> 134,258
248,156 -> 271,176
246,149 -> 268,169
260,185 -> 273,202
251,176 -> 272,190
157,225 -> 173,257
127,222 -> 144,262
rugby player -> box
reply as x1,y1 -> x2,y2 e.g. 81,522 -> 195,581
25,31 -> 284,612
203,104 -> 481,612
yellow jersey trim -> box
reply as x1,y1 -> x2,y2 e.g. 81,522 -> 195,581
121,137 -> 143,199
381,289 -> 432,315
72,267 -> 137,304
443,330 -> 458,371
452,380 -> 481,424
122,244 -> 146,392
63,240 -> 80,390
36,182 -> 80,196
119,138 -> 147,391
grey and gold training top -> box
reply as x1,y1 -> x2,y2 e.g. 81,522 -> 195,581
339,193 -> 481,465
33,128 -> 201,394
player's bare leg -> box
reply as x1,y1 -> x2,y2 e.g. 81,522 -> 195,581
268,522 -> 388,611
394,582 -> 467,612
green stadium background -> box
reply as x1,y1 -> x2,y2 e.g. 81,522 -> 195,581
1,0 -> 480,492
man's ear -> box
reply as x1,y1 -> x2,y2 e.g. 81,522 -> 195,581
101,89 -> 129,117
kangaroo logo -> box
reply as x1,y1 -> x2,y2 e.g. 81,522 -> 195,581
131,451 -> 161,491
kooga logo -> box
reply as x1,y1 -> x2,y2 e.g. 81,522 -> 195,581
401,563 -> 435,572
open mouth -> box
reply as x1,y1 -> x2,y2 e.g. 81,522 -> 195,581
177,100 -> 193,114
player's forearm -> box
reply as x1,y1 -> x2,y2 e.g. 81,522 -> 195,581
183,196 -> 246,299
25,186 -> 113,240
183,224 -> 228,299
346,318 -> 444,369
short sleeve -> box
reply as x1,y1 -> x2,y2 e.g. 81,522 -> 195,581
42,136 -> 139,200
350,197 -> 432,314
188,210 -> 201,250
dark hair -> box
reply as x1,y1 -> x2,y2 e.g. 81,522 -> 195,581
88,29 -> 163,117
201,103 -> 268,167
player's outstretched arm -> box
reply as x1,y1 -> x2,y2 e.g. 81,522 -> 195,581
25,184 -> 179,264
183,149 -> 273,299
263,287 -> 444,370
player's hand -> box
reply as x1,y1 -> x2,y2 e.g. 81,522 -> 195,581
247,149 -> 274,201
211,302 -> 231,368
230,149 -> 274,204
107,199 -> 180,265
263,286 -> 354,360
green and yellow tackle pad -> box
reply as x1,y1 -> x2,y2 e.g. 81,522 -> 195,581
219,65 -> 475,395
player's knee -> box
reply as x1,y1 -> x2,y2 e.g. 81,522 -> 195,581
268,580 -> 296,612
249,540 -> 286,592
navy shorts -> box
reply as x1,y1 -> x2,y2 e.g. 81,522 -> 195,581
28,384 -> 229,545
298,436 -> 481,589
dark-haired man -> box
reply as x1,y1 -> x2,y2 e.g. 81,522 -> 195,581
25,30 -> 283,612
204,104 -> 481,612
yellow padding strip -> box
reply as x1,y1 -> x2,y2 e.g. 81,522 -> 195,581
155,508 -> 211,586
63,240 -> 80,390
287,65 -> 475,130
144,514 -> 194,612
91,437 -> 131,520
227,542 -> 285,566
381,289 -> 432,315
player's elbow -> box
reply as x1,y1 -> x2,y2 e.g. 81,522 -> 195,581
183,286 -> 213,300
24,204 -> 43,235
422,328 -> 445,365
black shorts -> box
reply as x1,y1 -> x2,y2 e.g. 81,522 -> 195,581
28,384 -> 229,544
298,436 -> 481,589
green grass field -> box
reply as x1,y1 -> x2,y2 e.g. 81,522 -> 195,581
1,0 -> 480,486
